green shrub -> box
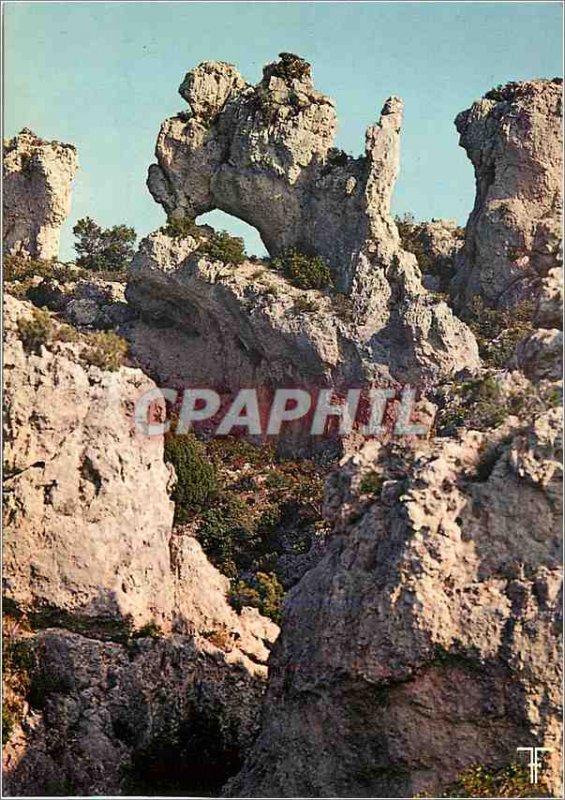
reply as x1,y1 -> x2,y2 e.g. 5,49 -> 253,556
161,216 -> 200,239
132,621 -> 162,640
229,572 -> 284,623
17,308 -> 54,354
271,248 -> 332,290
359,470 -> 385,496
73,216 -> 136,272
199,230 -> 246,265
464,297 -> 535,368
2,705 -> 15,745
80,331 -> 127,371
443,762 -> 550,797
164,433 -> 219,524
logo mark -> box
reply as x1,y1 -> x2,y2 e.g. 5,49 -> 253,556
516,747 -> 553,784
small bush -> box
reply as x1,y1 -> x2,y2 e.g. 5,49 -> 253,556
2,705 -> 15,745
443,762 -> 550,797
73,216 -> 136,272
271,248 -> 333,291
358,470 -> 385,496
132,621 -> 162,640
229,572 -> 284,623
80,331 -> 127,371
17,308 -> 54,354
161,216 -> 200,239
464,297 -> 535,368
164,433 -> 219,524
199,230 -> 246,265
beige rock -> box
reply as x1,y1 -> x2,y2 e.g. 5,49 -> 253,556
3,296 -> 278,660
452,79 -> 563,309
3,129 -> 78,260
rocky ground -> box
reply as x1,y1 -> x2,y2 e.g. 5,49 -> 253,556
2,55 -> 562,797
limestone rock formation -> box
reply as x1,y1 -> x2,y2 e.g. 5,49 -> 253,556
397,217 -> 464,292
452,79 -> 563,309
148,55 -> 425,295
229,409 -> 563,798
125,229 -> 480,401
3,295 -> 279,795
3,295 -> 277,654
3,129 -> 78,260
3,626 -> 269,796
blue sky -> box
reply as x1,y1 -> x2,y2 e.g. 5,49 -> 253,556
4,1 -> 563,260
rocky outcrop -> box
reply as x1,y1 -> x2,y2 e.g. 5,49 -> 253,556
3,129 -> 78,260
125,230 -> 480,402
3,295 -> 279,795
3,627 -> 268,796
148,55 -> 445,305
229,409 -> 563,797
397,218 -> 464,293
3,295 -> 277,649
452,79 -> 563,310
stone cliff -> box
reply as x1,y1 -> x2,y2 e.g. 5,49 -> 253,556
3,129 -> 79,260
2,54 -> 562,799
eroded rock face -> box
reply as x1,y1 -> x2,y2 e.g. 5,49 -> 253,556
3,295 -> 279,796
3,296 -> 277,658
149,55 -> 412,294
3,629 -> 268,797
452,79 -> 563,309
3,129 -> 78,260
126,230 -> 479,397
228,410 -> 563,798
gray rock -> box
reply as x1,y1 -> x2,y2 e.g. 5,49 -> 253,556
228,411 -> 563,797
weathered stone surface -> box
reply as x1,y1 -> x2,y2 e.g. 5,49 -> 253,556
148,56 -> 423,297
452,79 -> 563,309
399,218 -> 464,292
3,628 -> 268,797
228,410 -> 563,798
3,296 -> 278,661
516,328 -> 563,381
535,267 -> 563,329
3,129 -> 78,260
126,229 -> 480,402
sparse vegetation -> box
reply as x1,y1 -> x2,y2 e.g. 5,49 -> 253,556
17,307 -> 54,353
164,432 -> 328,620
435,372 -> 561,435
358,470 -> 385,496
73,216 -> 136,272
271,248 -> 333,291
80,331 -> 128,371
199,230 -> 246,265
161,215 -> 200,239
464,297 -> 535,368
395,213 -> 464,291
229,572 -> 284,623
441,762 -> 550,797
132,621 -> 162,640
